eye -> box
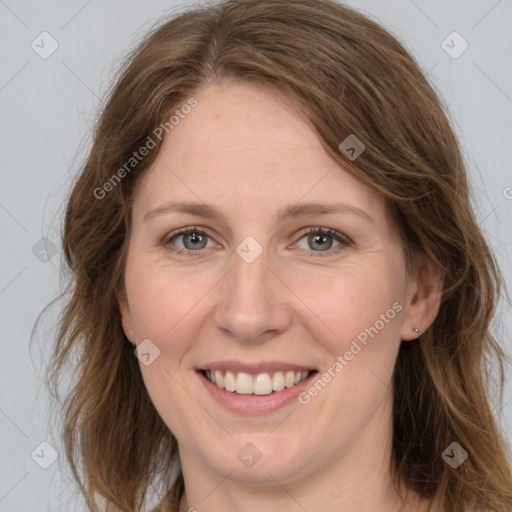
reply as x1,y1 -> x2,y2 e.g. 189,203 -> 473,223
294,227 -> 351,257
161,226 -> 351,258
161,226 -> 215,255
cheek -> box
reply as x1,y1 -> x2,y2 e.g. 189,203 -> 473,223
296,269 -> 404,425
296,262 -> 405,420
124,254 -> 211,348
301,259 -> 406,354
124,257 -> 208,434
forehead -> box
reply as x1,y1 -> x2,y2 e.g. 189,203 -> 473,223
132,80 -> 384,223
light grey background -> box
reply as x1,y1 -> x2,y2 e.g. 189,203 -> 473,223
1,0 -> 511,510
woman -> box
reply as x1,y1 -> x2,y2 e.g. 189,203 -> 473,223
46,0 -> 512,511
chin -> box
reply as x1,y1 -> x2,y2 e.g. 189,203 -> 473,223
198,434 -> 311,485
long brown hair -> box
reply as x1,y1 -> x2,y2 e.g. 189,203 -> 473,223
45,0 -> 512,510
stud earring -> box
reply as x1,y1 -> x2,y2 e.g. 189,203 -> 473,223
411,326 -> 421,334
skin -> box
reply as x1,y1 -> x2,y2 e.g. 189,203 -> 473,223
119,80 -> 442,512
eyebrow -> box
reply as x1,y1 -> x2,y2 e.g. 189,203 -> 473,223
143,200 -> 373,225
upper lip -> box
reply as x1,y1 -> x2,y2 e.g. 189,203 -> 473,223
198,360 -> 317,374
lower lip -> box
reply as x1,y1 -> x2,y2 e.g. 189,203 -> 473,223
197,370 -> 317,415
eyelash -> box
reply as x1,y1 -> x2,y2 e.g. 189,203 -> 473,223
161,226 -> 352,258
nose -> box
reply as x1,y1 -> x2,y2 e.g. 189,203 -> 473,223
213,245 -> 292,343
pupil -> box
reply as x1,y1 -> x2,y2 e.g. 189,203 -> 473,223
311,233 -> 331,251
186,232 -> 204,249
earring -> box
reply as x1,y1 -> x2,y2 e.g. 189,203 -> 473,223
411,326 -> 421,334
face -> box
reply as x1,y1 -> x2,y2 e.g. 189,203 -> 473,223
119,80 -> 436,488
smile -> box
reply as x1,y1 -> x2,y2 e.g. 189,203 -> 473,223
203,369 -> 312,395
196,361 -> 319,414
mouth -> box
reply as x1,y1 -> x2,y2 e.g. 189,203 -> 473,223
195,360 -> 320,414
198,368 -> 318,396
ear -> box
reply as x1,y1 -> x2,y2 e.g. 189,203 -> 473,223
400,254 -> 444,341
116,286 -> 135,343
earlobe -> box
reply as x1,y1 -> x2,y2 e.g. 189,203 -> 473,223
411,325 -> 421,336
400,257 -> 444,341
116,288 -> 135,343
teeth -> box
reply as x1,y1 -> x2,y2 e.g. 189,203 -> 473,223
205,369 -> 311,395
224,370 -> 236,392
214,370 -> 224,388
235,372 -> 253,394
253,373 -> 273,395
272,371 -> 285,391
285,371 -> 295,388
